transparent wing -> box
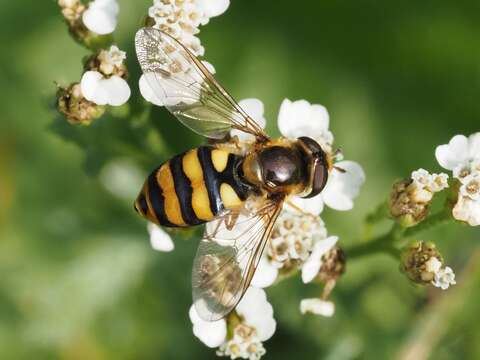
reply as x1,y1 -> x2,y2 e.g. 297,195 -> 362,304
135,27 -> 268,140
192,198 -> 283,321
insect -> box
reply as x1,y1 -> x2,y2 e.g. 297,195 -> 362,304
134,27 -> 332,321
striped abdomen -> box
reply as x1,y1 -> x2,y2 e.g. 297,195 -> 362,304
135,146 -> 251,227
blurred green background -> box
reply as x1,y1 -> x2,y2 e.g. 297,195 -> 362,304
1,0 -> 480,359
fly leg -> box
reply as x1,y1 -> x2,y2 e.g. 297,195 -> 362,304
285,199 -> 317,219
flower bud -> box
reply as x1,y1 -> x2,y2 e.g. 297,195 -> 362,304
84,46 -> 128,79
389,179 -> 432,227
56,83 -> 105,125
58,0 -> 85,26
400,241 -> 444,284
316,245 -> 346,284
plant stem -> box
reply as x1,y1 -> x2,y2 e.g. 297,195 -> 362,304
365,201 -> 389,225
346,224 -> 402,260
347,209 -> 453,261
404,209 -> 453,238
363,201 -> 390,239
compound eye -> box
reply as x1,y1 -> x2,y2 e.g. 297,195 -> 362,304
298,136 -> 322,154
303,160 -> 329,198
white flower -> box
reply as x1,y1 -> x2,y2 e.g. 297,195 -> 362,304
252,209 -> 333,288
435,133 -> 480,226
452,195 -> 480,226
420,256 -> 456,290
232,99 -> 267,143
251,256 -> 278,288
319,160 -> 366,212
435,133 -> 480,174
278,99 -> 333,152
189,305 -> 227,348
217,287 -> 275,360
429,173 -> 449,192
301,236 -> 338,283
82,0 -> 119,35
300,298 -> 335,317
190,287 -> 275,359
147,0 -> 230,57
432,266 -> 456,290
408,169 -> 449,202
97,45 -> 126,75
198,0 -> 230,18
411,168 -> 432,187
147,222 -> 174,252
459,174 -> 480,201
235,287 -> 276,341
269,210 -> 327,266
277,99 -> 365,215
411,169 -> 449,194
424,257 -> 442,274
81,71 -> 130,106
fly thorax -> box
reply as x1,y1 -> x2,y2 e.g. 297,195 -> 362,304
241,145 -> 307,195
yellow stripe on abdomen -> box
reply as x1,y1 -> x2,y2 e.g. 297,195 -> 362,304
220,182 -> 244,209
211,149 -> 229,172
157,162 -> 186,226
183,149 -> 215,221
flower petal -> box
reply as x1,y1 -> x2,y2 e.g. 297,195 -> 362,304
301,236 -> 338,283
189,305 -> 227,348
452,196 -> 480,226
468,132 -> 480,160
277,98 -> 329,139
231,98 -> 266,142
81,72 -> 130,106
322,161 -> 365,211
251,257 -> 278,288
288,196 -> 324,216
435,135 -> 470,171
235,287 -> 276,341
101,75 -> 131,106
300,298 -> 335,317
147,222 -> 174,252
82,0 -> 119,35
201,61 -> 216,74
81,71 -> 109,105
198,0 -> 230,17
139,74 -> 165,106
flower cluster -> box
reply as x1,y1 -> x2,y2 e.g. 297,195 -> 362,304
146,0 -> 230,56
81,45 -> 131,106
390,169 -> 449,227
190,287 -> 275,360
57,1 -> 130,124
57,45 -> 130,124
58,0 -> 119,45
400,241 -> 456,290
436,133 -> 480,226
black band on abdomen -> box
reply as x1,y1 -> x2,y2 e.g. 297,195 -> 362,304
197,146 -> 224,216
170,154 -> 203,226
147,169 -> 174,227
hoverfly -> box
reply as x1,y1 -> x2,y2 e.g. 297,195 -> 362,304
134,28 -> 331,321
